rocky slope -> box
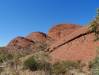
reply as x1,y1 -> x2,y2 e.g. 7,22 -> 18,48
6,32 -> 53,53
6,24 -> 99,63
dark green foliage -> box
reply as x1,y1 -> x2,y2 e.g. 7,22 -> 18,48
23,55 -> 50,71
90,8 -> 99,40
90,20 -> 99,40
23,56 -> 39,71
90,21 -> 97,32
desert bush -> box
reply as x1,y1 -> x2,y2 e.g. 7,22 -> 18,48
23,56 -> 39,71
23,51 -> 52,75
23,55 -> 50,71
52,61 -> 80,75
90,21 -> 99,41
0,50 -> 13,63
32,51 -> 52,72
33,51 -> 50,62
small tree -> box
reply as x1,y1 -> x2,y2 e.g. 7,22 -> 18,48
90,8 -> 99,40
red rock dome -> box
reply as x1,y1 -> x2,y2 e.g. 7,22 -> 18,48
7,36 -> 34,51
48,24 -> 82,40
26,32 -> 47,42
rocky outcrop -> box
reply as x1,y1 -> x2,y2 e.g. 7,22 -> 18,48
6,36 -> 35,53
6,32 -> 53,53
49,26 -> 98,63
26,32 -> 47,42
48,24 -> 82,41
48,26 -> 92,52
26,32 -> 54,46
6,24 -> 99,63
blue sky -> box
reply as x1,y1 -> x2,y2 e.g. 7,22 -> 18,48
0,0 -> 99,46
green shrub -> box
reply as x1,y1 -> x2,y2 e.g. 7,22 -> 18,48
90,8 -> 99,41
24,51 -> 51,71
23,56 -> 39,71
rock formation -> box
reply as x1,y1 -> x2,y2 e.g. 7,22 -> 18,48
6,36 -> 34,53
26,32 -> 47,42
6,32 -> 52,53
48,24 -> 82,41
49,26 -> 97,62
6,24 -> 99,63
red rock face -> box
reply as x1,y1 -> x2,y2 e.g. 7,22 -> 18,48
48,24 -> 82,41
6,36 -> 34,52
49,26 -> 91,51
49,25 -> 98,63
6,32 -> 50,53
26,32 -> 47,42
50,33 -> 97,63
